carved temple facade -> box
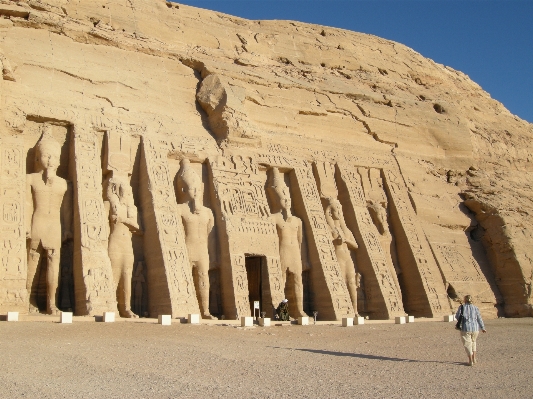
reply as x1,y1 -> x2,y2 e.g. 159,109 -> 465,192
0,123 -> 496,320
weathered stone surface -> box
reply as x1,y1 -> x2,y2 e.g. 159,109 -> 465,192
0,0 -> 531,320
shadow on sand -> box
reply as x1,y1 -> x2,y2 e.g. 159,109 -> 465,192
269,347 -> 466,366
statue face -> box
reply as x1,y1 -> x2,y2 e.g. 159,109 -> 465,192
276,186 -> 291,211
183,175 -> 202,202
330,201 -> 342,219
39,147 -> 60,172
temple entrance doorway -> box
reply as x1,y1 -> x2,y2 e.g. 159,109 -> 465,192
245,256 -> 264,317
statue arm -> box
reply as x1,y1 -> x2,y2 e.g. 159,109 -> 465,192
324,207 -> 340,239
341,221 -> 358,251
25,175 -> 33,238
61,181 -> 73,241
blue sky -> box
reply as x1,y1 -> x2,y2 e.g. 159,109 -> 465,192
175,0 -> 533,123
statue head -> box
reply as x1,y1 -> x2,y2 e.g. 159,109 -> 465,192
328,198 -> 343,220
106,176 -> 133,204
36,124 -> 61,173
270,167 -> 291,212
178,159 -> 203,204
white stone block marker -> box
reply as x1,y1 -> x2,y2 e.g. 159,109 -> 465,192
6,312 -> 18,322
103,312 -> 115,323
158,315 -> 171,326
259,317 -> 270,327
407,315 -> 415,323
342,317 -> 353,327
60,312 -> 73,324
355,317 -> 365,325
241,316 -> 253,327
188,314 -> 200,324
298,316 -> 309,325
443,315 -> 455,322
395,316 -> 406,324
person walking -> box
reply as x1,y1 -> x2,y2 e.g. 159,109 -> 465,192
456,295 -> 487,366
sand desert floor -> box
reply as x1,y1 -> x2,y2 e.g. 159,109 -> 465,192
0,317 -> 531,398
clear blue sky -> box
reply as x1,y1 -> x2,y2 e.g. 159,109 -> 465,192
175,0 -> 533,123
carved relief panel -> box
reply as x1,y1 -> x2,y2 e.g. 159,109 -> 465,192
0,136 -> 28,312
383,168 -> 449,317
72,127 -> 117,315
209,155 -> 283,318
293,163 -> 354,320
336,163 -> 404,318
140,136 -> 200,317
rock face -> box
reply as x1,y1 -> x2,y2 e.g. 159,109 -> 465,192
0,0 -> 531,319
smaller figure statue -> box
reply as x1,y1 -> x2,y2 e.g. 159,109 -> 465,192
276,299 -> 290,321
367,199 -> 402,293
26,126 -> 72,314
324,197 -> 361,316
176,159 -> 217,320
106,176 -> 142,318
269,168 -> 308,318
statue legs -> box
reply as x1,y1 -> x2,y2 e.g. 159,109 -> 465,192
26,245 -> 60,314
27,247 -> 41,312
344,264 -> 359,316
46,248 -> 61,315
286,270 -> 307,317
110,251 -> 137,318
194,261 -> 216,319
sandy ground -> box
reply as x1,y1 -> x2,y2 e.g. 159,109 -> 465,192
0,317 -> 531,398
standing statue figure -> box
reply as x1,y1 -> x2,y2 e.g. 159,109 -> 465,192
106,176 -> 142,318
26,126 -> 72,314
269,167 -> 307,318
176,159 -> 217,320
367,199 -> 402,294
324,198 -> 361,316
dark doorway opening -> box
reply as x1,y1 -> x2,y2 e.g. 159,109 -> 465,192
245,256 -> 263,317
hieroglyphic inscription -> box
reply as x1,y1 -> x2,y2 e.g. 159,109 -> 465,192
0,136 -> 27,312
383,168 -> 448,315
210,155 -> 280,317
431,243 -> 485,283
73,128 -> 117,315
142,137 -> 199,316
231,253 -> 249,317
265,256 -> 284,307
294,164 -> 354,319
337,163 -> 404,317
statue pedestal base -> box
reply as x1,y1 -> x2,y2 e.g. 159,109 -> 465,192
103,312 -> 115,323
259,317 -> 270,327
60,312 -> 73,324
342,317 -> 353,327
6,312 -> 18,322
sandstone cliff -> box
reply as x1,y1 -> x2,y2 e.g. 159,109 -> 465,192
0,0 -> 531,318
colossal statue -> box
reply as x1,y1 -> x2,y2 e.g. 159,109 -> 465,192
26,125 -> 72,314
176,159 -> 217,319
325,197 -> 361,316
105,175 -> 142,318
269,167 -> 308,318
